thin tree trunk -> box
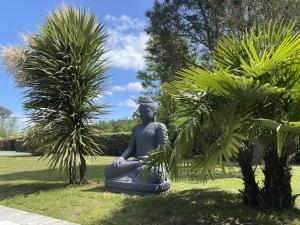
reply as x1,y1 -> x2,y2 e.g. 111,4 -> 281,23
262,144 -> 294,209
69,152 -> 77,185
79,153 -> 88,184
237,146 -> 260,207
74,152 -> 77,184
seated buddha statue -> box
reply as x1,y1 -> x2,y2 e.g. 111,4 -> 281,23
104,97 -> 171,194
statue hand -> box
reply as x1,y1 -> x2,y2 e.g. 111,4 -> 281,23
112,157 -> 124,168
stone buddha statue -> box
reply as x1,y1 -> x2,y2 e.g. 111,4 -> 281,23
104,97 -> 171,194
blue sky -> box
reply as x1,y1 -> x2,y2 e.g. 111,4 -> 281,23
0,0 -> 154,130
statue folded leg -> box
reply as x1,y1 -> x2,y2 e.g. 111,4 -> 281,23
104,160 -> 140,178
134,165 -> 166,184
105,163 -> 170,195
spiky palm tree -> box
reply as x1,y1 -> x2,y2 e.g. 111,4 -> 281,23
21,5 -> 108,184
145,21 -> 300,209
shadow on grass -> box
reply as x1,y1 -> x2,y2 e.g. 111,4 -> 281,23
82,185 -> 105,193
0,164 -> 107,200
187,169 -> 242,180
0,165 -> 107,182
95,189 -> 300,225
0,182 -> 66,200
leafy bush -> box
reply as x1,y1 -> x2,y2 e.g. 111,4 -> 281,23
14,139 -> 41,156
0,138 -> 16,150
95,132 -> 131,156
0,130 -> 131,156
14,140 -> 26,152
96,118 -> 139,133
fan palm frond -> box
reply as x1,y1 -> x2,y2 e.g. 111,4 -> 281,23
191,114 -> 247,180
214,21 -> 297,73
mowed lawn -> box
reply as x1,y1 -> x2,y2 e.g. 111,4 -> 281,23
0,156 -> 299,225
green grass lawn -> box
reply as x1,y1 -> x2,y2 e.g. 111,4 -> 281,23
0,156 -> 299,225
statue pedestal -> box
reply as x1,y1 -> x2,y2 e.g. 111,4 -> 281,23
105,170 -> 171,195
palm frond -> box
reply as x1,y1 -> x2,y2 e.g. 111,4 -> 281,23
191,115 -> 247,180
253,118 -> 300,157
22,5 -> 108,179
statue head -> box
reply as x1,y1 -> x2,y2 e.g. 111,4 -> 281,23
138,97 -> 157,123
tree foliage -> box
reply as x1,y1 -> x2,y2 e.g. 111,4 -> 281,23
20,5 -> 108,184
138,0 -> 300,141
146,0 -> 300,63
96,118 -> 139,133
145,21 -> 300,209
0,106 -> 17,138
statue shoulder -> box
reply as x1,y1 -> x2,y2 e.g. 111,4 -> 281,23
131,124 -> 140,134
154,122 -> 168,145
154,122 -> 167,131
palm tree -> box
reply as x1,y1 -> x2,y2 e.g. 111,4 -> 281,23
145,21 -> 300,209
212,21 -> 300,209
21,5 -> 108,184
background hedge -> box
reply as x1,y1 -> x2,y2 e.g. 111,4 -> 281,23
3,132 -> 299,161
0,138 -> 40,155
95,132 -> 131,156
0,138 -> 16,150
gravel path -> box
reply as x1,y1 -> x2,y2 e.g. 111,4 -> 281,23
0,151 -> 32,157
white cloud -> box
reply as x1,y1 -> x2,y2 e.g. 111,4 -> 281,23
104,91 -> 113,96
119,99 -> 138,109
105,14 -> 149,71
104,14 -> 145,32
111,85 -> 126,92
126,82 -> 143,92
111,82 -> 143,93
94,91 -> 113,100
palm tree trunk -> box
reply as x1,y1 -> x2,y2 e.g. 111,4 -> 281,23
79,154 -> 88,184
69,152 -> 77,185
237,146 -> 260,207
262,144 -> 294,209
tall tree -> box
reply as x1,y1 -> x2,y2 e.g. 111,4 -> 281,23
146,0 -> 300,63
0,106 -> 16,138
139,0 -> 300,134
146,21 -> 300,209
0,106 -> 11,122
12,5 -> 108,185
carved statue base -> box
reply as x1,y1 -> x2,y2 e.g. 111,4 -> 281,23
105,164 -> 171,195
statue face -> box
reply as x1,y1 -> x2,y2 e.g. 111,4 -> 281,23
139,105 -> 155,123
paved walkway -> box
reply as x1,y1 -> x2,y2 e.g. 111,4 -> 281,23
0,151 -> 32,157
0,206 -> 79,225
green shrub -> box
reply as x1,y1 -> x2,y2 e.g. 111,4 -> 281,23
95,132 -> 131,156
0,137 -> 42,155
0,138 -> 16,150
15,139 -> 41,155
96,118 -> 139,133
15,140 -> 27,152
